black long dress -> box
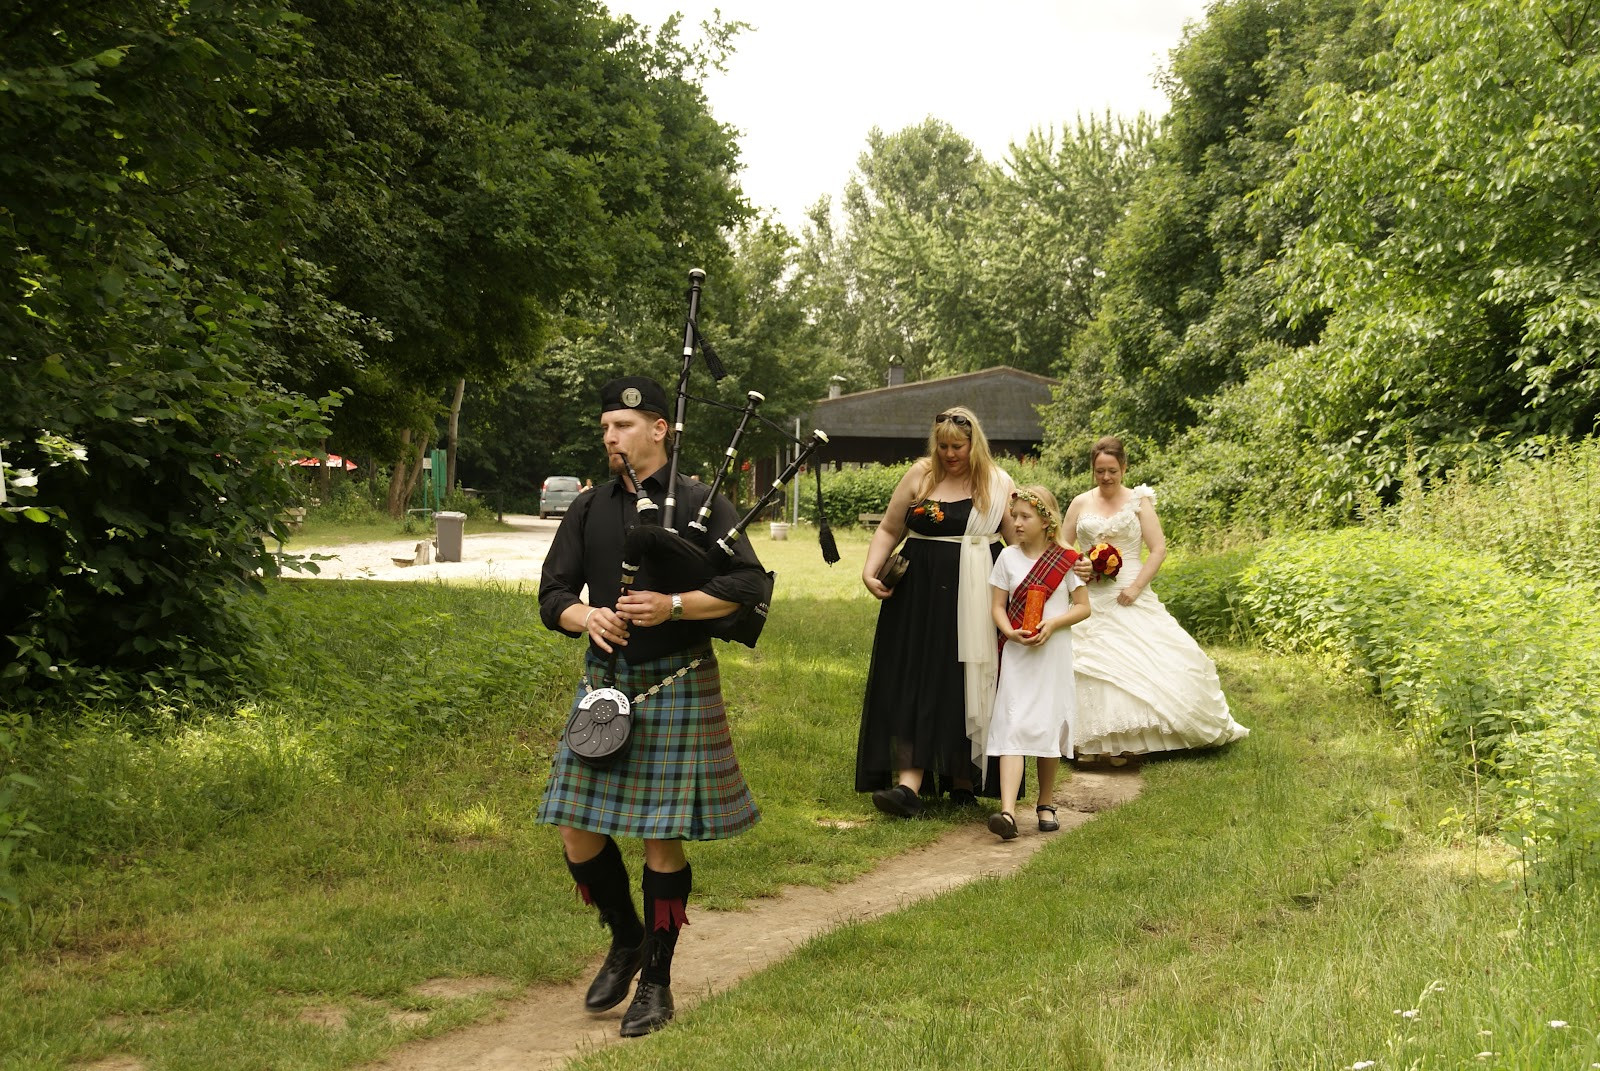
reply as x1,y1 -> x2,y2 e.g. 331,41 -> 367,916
854,499 -> 1004,796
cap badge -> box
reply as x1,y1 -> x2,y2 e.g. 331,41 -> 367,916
621,386 -> 643,408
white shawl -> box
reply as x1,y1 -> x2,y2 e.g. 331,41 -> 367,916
958,472 -> 1009,779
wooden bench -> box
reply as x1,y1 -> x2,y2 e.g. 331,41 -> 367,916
858,513 -> 885,527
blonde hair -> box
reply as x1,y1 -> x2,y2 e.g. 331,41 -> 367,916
916,406 -> 1000,516
1011,484 -> 1065,546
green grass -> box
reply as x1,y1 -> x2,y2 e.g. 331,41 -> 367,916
576,650 -> 1600,1071
3,530 -> 1596,1070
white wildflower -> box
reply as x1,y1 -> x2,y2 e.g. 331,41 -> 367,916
1350,1063 -> 1376,1070
1549,1020 -> 1569,1029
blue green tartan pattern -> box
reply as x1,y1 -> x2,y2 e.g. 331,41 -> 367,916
537,645 -> 760,841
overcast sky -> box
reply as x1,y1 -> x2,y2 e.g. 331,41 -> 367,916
607,0 -> 1214,231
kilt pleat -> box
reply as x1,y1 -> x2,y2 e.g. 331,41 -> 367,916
536,645 -> 759,841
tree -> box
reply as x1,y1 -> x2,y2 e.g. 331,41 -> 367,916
1,1 -> 334,699
1039,0 -> 1386,461
254,0 -> 752,513
1272,0 -> 1600,498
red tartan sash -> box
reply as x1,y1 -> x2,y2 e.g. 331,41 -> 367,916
1005,544 -> 1079,633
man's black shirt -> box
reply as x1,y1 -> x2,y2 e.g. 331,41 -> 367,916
538,468 -> 767,664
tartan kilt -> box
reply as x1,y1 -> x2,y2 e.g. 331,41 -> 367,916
537,644 -> 760,841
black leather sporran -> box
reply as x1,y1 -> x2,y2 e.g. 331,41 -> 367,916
564,686 -> 633,767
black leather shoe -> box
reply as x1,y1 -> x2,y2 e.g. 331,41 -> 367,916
987,810 -> 1019,841
584,941 -> 644,1012
871,784 -> 922,818
619,979 -> 674,1036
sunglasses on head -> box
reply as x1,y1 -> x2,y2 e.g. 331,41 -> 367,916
934,412 -> 972,429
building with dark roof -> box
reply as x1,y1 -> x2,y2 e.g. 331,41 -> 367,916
809,365 -> 1060,467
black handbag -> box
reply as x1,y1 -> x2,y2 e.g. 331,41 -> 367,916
564,687 -> 633,768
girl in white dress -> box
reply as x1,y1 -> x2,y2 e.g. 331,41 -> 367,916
985,486 -> 1090,840
1064,436 -> 1249,762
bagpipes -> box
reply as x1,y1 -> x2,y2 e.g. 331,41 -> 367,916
614,267 -> 840,652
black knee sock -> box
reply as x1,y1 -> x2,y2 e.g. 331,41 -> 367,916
566,838 -> 644,949
640,863 -> 692,986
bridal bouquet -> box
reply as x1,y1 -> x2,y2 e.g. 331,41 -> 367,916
1087,542 -> 1122,581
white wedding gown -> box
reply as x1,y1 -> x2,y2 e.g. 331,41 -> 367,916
1071,486 -> 1248,757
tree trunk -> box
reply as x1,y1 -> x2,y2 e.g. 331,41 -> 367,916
386,430 -> 432,519
402,431 -> 431,512
386,430 -> 413,519
445,377 -> 465,493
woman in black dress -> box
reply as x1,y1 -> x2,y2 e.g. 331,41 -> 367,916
857,407 -> 1016,817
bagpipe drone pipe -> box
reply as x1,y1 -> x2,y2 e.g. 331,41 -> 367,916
612,268 -> 841,659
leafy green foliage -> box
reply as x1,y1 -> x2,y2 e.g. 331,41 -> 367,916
1242,529 -> 1600,884
796,113 -> 1154,394
1273,0 -> 1600,495
1041,0 -> 1386,466
1157,547 -> 1260,644
1,2 -> 336,700
800,464 -> 906,528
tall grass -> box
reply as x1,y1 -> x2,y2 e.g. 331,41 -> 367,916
1371,437 -> 1600,589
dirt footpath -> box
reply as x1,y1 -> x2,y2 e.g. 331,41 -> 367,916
367,767 -> 1142,1071
285,514 -> 556,584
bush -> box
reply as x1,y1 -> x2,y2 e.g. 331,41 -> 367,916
801,457 -> 1083,531
801,464 -> 907,528
1241,529 -> 1600,885
309,479 -> 390,525
1157,547 -> 1259,643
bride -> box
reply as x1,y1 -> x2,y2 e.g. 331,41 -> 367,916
1062,436 -> 1248,762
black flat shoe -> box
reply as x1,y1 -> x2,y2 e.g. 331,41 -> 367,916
948,788 -> 978,808
584,941 -> 644,1012
1036,805 -> 1060,833
872,784 -> 922,818
620,979 -> 675,1037
987,811 -> 1018,841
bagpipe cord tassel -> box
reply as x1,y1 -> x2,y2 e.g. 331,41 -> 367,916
815,464 -> 840,564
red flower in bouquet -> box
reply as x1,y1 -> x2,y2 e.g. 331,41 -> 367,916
908,499 -> 945,525
1087,542 -> 1122,581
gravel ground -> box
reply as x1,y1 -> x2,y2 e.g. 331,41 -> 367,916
283,513 -> 558,585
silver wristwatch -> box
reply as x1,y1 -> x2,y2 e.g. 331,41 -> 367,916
669,593 -> 684,621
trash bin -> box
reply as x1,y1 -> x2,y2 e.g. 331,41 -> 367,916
435,511 -> 467,562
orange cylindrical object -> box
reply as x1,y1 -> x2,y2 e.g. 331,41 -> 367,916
1021,585 -> 1047,633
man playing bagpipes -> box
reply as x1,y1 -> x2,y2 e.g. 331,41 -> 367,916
536,375 -> 767,1037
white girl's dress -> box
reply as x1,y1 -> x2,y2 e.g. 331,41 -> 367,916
1072,485 -> 1248,756
986,546 -> 1086,758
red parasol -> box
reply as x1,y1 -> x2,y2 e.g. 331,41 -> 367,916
290,454 -> 358,470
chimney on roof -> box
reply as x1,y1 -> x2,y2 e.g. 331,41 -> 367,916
886,360 -> 904,388
828,375 -> 847,399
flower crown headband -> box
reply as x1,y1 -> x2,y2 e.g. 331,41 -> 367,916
1010,489 -> 1058,538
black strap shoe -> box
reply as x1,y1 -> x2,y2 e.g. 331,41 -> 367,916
619,979 -> 675,1036
871,783 -> 923,818
584,941 -> 644,1012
